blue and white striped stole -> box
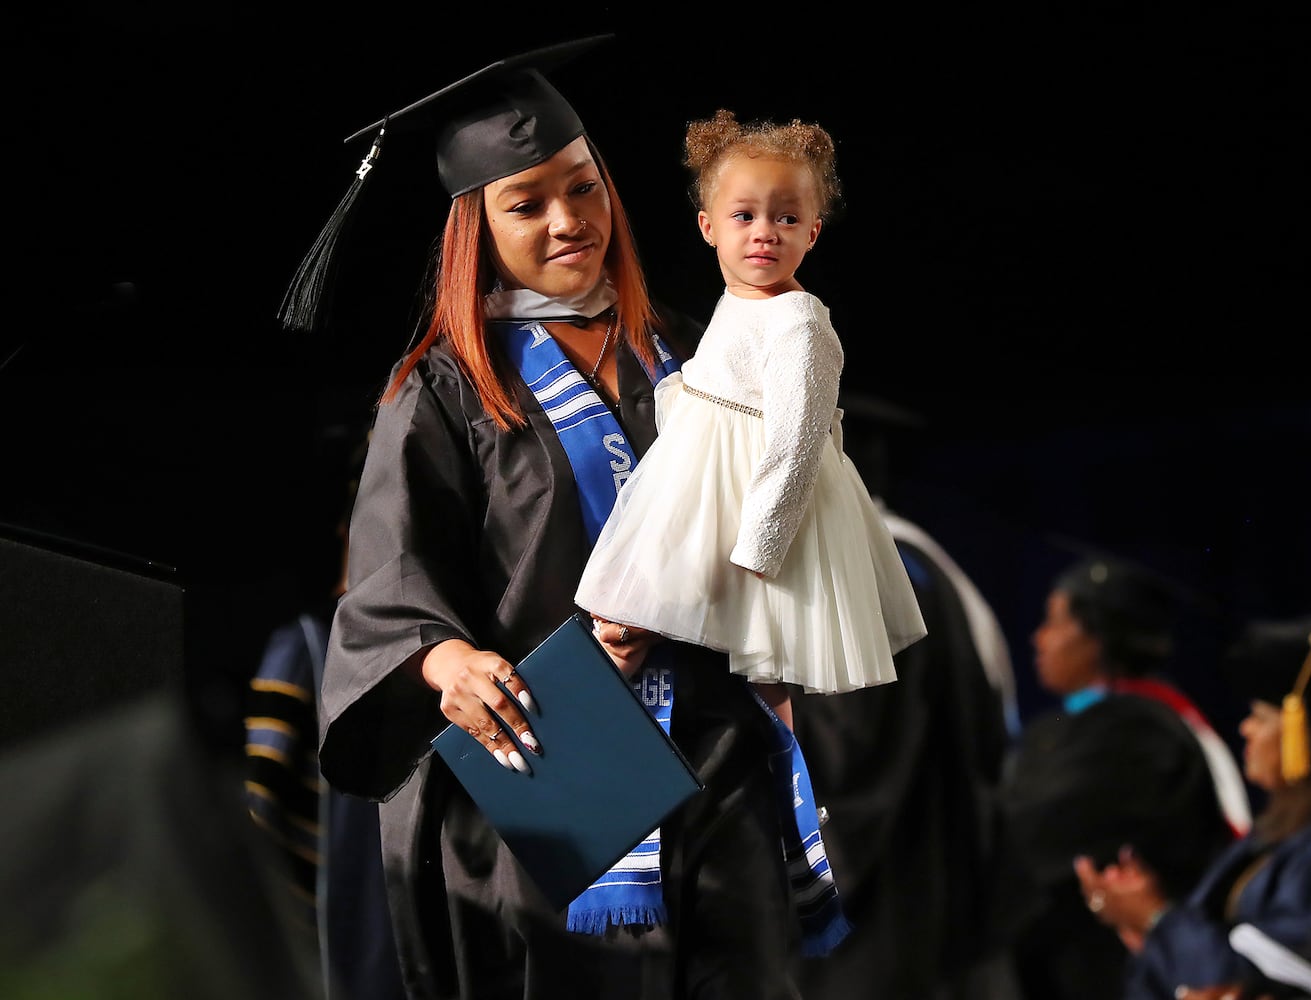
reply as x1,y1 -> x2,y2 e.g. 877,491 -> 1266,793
498,319 -> 679,932
751,688 -> 854,956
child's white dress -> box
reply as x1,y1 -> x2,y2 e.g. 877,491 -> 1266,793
574,289 -> 926,693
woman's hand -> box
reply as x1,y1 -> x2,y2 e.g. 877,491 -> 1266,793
591,617 -> 661,677
1074,847 -> 1170,953
419,638 -> 540,772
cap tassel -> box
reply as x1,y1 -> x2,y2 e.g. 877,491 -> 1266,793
1280,638 -> 1311,784
277,127 -> 386,334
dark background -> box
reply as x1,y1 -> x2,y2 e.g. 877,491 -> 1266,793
5,4 -> 1306,751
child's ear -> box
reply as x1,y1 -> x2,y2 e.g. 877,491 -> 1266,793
807,218 -> 823,251
698,211 -> 715,247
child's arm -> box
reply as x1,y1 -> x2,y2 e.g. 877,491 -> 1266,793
730,295 -> 843,578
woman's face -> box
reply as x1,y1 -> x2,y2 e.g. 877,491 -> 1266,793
1239,700 -> 1286,791
1031,589 -> 1106,696
482,135 -> 612,299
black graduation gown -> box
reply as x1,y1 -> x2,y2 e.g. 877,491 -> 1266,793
791,532 -> 1042,1000
1000,692 -> 1236,1000
319,317 -> 801,1000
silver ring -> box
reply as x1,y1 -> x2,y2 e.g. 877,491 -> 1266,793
489,729 -> 501,742
1088,891 -> 1106,913
617,625 -> 630,643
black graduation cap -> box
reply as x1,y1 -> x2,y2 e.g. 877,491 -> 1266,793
1221,616 -> 1311,708
277,34 -> 611,334
345,34 -> 606,196
1221,616 -> 1311,782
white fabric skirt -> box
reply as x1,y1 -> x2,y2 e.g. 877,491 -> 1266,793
575,374 -> 926,694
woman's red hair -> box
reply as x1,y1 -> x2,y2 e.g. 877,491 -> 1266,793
381,141 -> 659,431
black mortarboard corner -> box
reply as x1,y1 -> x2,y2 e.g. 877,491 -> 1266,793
277,34 -> 611,335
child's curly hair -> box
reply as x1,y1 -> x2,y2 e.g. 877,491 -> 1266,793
684,108 -> 842,220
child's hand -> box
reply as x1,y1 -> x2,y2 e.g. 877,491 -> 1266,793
591,617 -> 661,677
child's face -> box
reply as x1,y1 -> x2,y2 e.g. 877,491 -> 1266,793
698,155 -> 821,298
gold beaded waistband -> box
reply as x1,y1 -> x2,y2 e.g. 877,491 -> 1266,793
682,383 -> 763,418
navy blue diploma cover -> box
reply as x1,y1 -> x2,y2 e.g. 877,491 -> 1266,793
430,614 -> 703,911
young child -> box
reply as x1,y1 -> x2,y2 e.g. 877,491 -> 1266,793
574,109 -> 926,726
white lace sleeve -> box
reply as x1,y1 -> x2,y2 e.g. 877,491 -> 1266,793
729,294 -> 843,577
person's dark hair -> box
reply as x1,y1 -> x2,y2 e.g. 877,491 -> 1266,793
1223,616 -> 1311,706
1054,557 -> 1175,677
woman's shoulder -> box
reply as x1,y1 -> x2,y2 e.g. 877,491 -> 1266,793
1017,693 -> 1187,751
1079,692 -> 1207,759
1093,688 -> 1192,727
373,342 -> 477,430
385,341 -> 465,389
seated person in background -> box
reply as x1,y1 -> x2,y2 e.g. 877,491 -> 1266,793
1076,615 -> 1311,1000
1000,555 -> 1243,1000
244,429 -> 404,1000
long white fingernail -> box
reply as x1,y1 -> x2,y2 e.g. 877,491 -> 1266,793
493,749 -> 511,769
518,690 -> 537,713
508,750 -> 531,774
520,731 -> 541,754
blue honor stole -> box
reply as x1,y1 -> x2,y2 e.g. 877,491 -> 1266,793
497,318 -> 678,540
498,319 -> 679,932
751,689 -> 854,956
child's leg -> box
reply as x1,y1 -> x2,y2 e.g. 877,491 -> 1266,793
752,681 -> 793,730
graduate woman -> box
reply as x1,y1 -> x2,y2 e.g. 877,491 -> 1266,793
278,35 -> 833,1000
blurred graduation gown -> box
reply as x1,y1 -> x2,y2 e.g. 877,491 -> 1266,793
792,509 -> 1040,999
0,690 -> 324,1000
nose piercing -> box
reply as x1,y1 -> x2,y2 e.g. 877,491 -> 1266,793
579,219 -> 588,229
